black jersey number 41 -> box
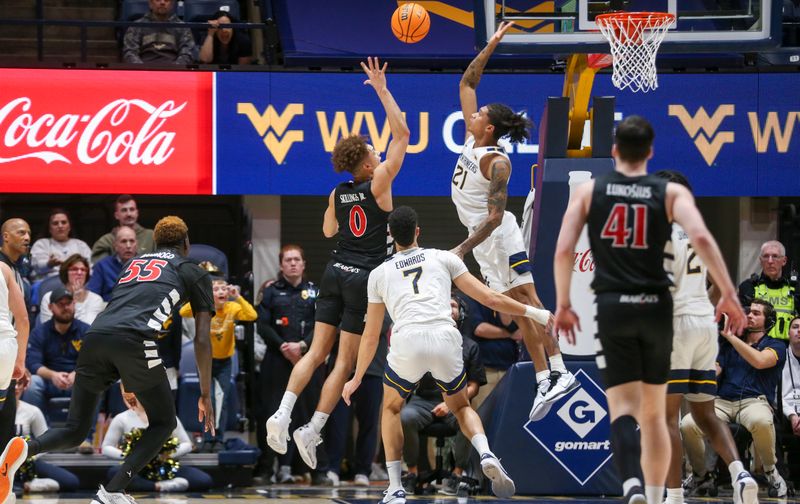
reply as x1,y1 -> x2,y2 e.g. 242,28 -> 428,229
118,258 -> 167,284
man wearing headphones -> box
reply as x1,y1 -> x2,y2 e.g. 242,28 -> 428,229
681,299 -> 788,497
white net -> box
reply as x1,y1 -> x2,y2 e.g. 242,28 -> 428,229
595,12 -> 674,93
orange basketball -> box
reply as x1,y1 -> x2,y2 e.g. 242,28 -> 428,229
391,3 -> 430,44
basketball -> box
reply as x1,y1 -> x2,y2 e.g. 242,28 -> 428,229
391,3 -> 430,44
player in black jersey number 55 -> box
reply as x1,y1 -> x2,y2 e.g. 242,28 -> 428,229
0,216 -> 216,504
266,56 -> 410,471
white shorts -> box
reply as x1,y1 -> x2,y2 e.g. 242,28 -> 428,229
472,211 -> 533,293
384,324 -> 465,398
0,336 -> 18,391
667,314 -> 718,402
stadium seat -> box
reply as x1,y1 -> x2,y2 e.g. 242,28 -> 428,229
32,276 -> 64,307
415,420 -> 459,493
187,243 -> 229,279
183,0 -> 240,23
119,0 -> 154,22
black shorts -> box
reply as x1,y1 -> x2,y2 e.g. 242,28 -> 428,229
76,331 -> 167,394
595,291 -> 673,388
315,259 -> 371,334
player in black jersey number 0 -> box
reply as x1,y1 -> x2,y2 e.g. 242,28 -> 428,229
553,116 -> 746,504
0,216 -> 216,504
266,56 -> 411,470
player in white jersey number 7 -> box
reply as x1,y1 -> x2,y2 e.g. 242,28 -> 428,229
343,206 -> 553,504
451,21 -> 577,421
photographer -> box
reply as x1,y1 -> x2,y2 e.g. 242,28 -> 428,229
681,300 -> 787,497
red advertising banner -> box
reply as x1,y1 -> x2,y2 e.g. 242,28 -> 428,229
0,69 -> 213,194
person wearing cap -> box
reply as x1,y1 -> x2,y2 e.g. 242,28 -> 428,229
22,286 -> 95,453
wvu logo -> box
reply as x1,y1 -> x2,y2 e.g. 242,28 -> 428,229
71,339 -> 82,352
238,103 -> 304,164
669,105 -> 735,166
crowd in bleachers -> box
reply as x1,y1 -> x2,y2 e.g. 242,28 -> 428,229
6,191 -> 800,497
120,0 -> 252,66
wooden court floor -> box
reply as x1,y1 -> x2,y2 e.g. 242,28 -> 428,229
15,484 -> 800,503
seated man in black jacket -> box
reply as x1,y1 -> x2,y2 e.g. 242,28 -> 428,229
400,296 -> 486,494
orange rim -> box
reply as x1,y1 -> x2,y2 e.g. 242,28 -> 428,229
595,11 -> 675,44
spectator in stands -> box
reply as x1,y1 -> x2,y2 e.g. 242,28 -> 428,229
738,240 -> 800,341
681,299 -> 788,497
325,314 -> 390,487
23,286 -> 95,454
781,316 -> 800,475
87,226 -> 137,302
122,0 -> 196,65
180,273 -> 256,453
102,388 -> 213,492
30,209 -> 91,282
1,218 -> 32,309
400,296 -> 486,495
91,195 -> 154,263
14,372 -> 80,493
39,255 -> 105,326
461,294 -> 520,406
254,245 -> 323,483
198,10 -> 253,65
784,316 -> 800,421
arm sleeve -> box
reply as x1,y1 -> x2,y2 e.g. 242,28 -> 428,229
767,339 -> 787,367
179,264 -> 214,314
91,233 -> 114,263
233,297 -> 258,322
782,361 -> 796,419
172,418 -> 193,458
441,250 -> 470,280
30,240 -> 51,276
175,27 -> 197,65
30,405 -> 48,437
367,268 -> 384,304
101,415 -> 126,459
256,289 -> 285,350
26,328 -> 44,375
179,303 -> 193,318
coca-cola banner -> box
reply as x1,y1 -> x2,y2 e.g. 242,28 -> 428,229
0,69 -> 212,194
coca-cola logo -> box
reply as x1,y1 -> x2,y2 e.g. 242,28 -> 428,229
0,97 -> 187,166
574,249 -> 595,273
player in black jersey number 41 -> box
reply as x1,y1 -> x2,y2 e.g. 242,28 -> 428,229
0,216 -> 216,504
266,56 -> 411,471
553,116 -> 746,504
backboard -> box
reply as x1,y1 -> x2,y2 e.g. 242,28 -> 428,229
475,0 -> 781,53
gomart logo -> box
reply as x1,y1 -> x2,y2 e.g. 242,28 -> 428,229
0,97 -> 187,166
524,369 -> 613,486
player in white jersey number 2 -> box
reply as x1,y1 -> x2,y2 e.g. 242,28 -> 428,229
656,171 -> 758,504
343,206 -> 553,504
451,21 -> 576,421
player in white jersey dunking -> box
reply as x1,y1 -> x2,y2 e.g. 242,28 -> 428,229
655,171 -> 758,504
343,206 -> 554,504
451,21 -> 576,421
0,260 -> 30,504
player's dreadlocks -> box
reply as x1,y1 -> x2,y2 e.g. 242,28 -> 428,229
154,216 -> 188,248
332,135 -> 370,174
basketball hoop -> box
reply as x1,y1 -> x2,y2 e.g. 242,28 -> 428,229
595,12 -> 675,93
